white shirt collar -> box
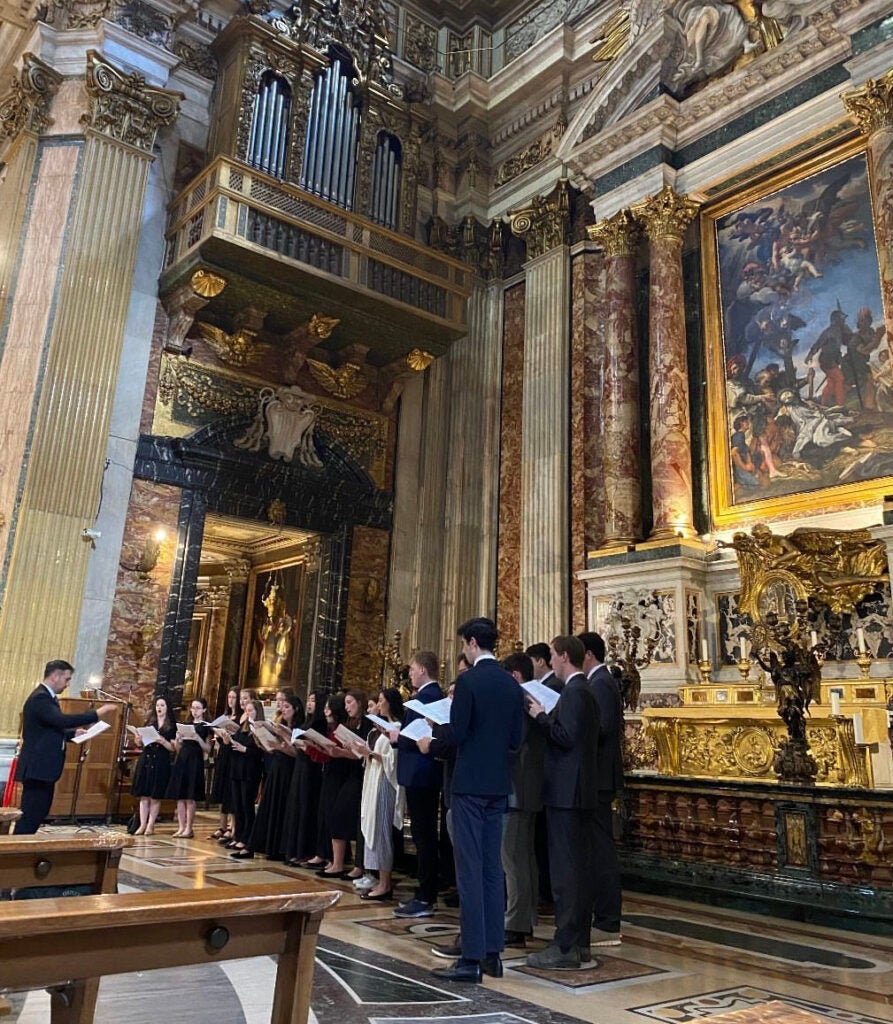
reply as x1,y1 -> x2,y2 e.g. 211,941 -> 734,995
474,653 -> 496,664
42,682 -> 57,698
417,679 -> 439,693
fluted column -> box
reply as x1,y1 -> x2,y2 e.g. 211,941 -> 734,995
844,70 -> 893,346
0,52 -> 180,736
587,209 -> 642,548
635,186 -> 699,542
511,183 -> 571,640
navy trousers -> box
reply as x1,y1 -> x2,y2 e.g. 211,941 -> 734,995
18,779 -> 55,834
452,792 -> 507,961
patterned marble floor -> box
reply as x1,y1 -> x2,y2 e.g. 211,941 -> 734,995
4,817 -> 892,1024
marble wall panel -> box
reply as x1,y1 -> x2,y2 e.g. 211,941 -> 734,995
496,283 -> 525,646
341,524 -> 389,694
102,479 -> 183,715
570,255 -> 587,632
140,303 -> 169,435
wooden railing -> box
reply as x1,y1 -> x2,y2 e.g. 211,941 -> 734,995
0,833 -> 131,893
163,157 -> 471,336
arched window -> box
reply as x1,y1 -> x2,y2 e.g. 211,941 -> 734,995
247,71 -> 292,179
301,50 -> 362,210
370,131 -> 402,231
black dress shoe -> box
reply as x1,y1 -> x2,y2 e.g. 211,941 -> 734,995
360,889 -> 393,902
316,869 -> 348,879
230,850 -> 254,860
480,955 -> 503,978
431,959 -> 482,983
504,930 -> 527,947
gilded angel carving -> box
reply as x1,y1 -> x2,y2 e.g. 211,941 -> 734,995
193,322 -> 267,367
306,358 -> 369,399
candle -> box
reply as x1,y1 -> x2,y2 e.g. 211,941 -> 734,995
740,638 -> 749,660
853,711 -> 865,745
810,630 -> 818,649
830,691 -> 841,716
701,638 -> 709,663
856,627 -> 866,654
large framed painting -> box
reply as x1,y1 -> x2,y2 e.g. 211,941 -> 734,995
239,557 -> 308,695
703,138 -> 891,528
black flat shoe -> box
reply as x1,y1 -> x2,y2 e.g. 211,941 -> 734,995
431,960 -> 481,983
230,850 -> 254,859
316,869 -> 348,879
360,889 -> 393,901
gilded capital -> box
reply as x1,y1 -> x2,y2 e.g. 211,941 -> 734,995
843,69 -> 893,138
509,179 -> 571,260
633,185 -> 699,240
587,208 -> 640,258
82,50 -> 182,153
0,53 -> 62,141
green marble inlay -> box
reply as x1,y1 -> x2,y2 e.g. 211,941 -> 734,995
852,14 -> 893,55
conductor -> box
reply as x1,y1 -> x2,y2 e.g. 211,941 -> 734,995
15,660 -> 116,834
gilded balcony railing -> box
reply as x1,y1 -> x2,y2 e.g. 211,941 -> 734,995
163,156 -> 470,336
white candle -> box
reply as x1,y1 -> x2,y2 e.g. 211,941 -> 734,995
740,638 -> 749,660
853,711 -> 865,745
856,627 -> 866,653
701,638 -> 709,663
810,630 -> 818,649
830,691 -> 841,716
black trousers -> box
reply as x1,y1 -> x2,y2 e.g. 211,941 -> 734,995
18,779 -> 55,834
405,785 -> 441,904
592,796 -> 622,932
231,777 -> 258,844
546,805 -> 595,951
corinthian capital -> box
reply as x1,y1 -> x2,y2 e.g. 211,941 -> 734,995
81,50 -> 181,153
509,179 -> 571,260
0,53 -> 62,141
633,185 -> 699,240
843,69 -> 893,138
587,208 -> 640,258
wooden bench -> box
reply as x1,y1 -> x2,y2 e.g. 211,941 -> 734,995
0,810 -> 20,835
0,882 -> 340,1024
0,833 -> 131,893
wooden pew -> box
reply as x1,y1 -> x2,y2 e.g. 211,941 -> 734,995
0,810 -> 20,835
0,882 -> 340,1024
0,833 -> 131,893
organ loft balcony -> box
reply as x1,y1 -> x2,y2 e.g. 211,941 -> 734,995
159,156 -> 471,366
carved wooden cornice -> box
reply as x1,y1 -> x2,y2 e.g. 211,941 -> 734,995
0,53 -> 62,141
509,179 -> 570,260
82,50 -> 182,153
633,185 -> 699,241
843,68 -> 893,138
587,207 -> 639,258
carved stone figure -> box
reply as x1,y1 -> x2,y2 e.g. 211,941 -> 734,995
666,1 -> 751,93
235,385 -> 323,467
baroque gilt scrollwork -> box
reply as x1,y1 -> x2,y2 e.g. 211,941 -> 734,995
495,115 -> 567,187
842,68 -> 893,138
633,185 -> 699,240
509,179 -> 570,260
587,207 -> 640,258
82,50 -> 181,152
0,54 -> 62,141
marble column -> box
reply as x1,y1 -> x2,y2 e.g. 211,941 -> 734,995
843,70 -> 893,346
635,186 -> 699,543
587,209 -> 642,549
0,52 -> 180,736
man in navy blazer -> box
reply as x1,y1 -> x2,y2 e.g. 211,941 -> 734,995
394,650 -> 443,918
15,660 -> 116,833
432,617 -> 524,984
579,631 -> 625,946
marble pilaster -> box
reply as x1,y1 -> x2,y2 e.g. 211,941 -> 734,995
843,69 -> 893,349
635,186 -> 699,543
519,245 -> 571,640
0,52 -> 181,736
587,210 -> 642,549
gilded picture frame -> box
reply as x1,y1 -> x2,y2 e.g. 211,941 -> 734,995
702,136 -> 891,529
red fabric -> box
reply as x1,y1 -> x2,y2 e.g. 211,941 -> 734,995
2,757 -> 19,807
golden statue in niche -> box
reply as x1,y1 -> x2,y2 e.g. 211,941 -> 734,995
258,580 -> 295,691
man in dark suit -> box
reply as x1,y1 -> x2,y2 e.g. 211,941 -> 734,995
432,617 -> 524,984
393,650 -> 443,919
526,635 -> 600,970
579,631 -> 625,946
525,642 -> 563,693
501,651 -> 544,948
15,660 -> 116,834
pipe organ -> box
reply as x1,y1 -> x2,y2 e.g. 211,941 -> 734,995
301,52 -> 362,211
247,71 -> 291,179
370,132 -> 402,231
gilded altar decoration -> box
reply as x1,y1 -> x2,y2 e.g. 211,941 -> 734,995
307,313 -> 341,339
267,499 -> 286,528
702,138 -> 891,526
842,68 -> 893,138
235,385 -> 324,467
241,559 -> 308,693
509,179 -> 570,259
193,322 -> 265,367
604,593 -> 661,711
306,358 -> 369,399
190,270 -> 226,299
82,50 -> 181,153
406,348 -> 434,372
722,523 -> 888,620
0,53 -> 62,140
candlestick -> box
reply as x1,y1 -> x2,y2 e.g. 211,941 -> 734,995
853,711 -> 865,745
830,691 -> 841,716
740,637 -> 749,660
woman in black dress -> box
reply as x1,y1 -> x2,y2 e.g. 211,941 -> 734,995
283,689 -> 328,866
166,697 -> 211,838
317,691 -> 371,879
209,686 -> 239,841
131,695 -> 177,836
228,693 -> 264,853
233,693 -> 304,860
